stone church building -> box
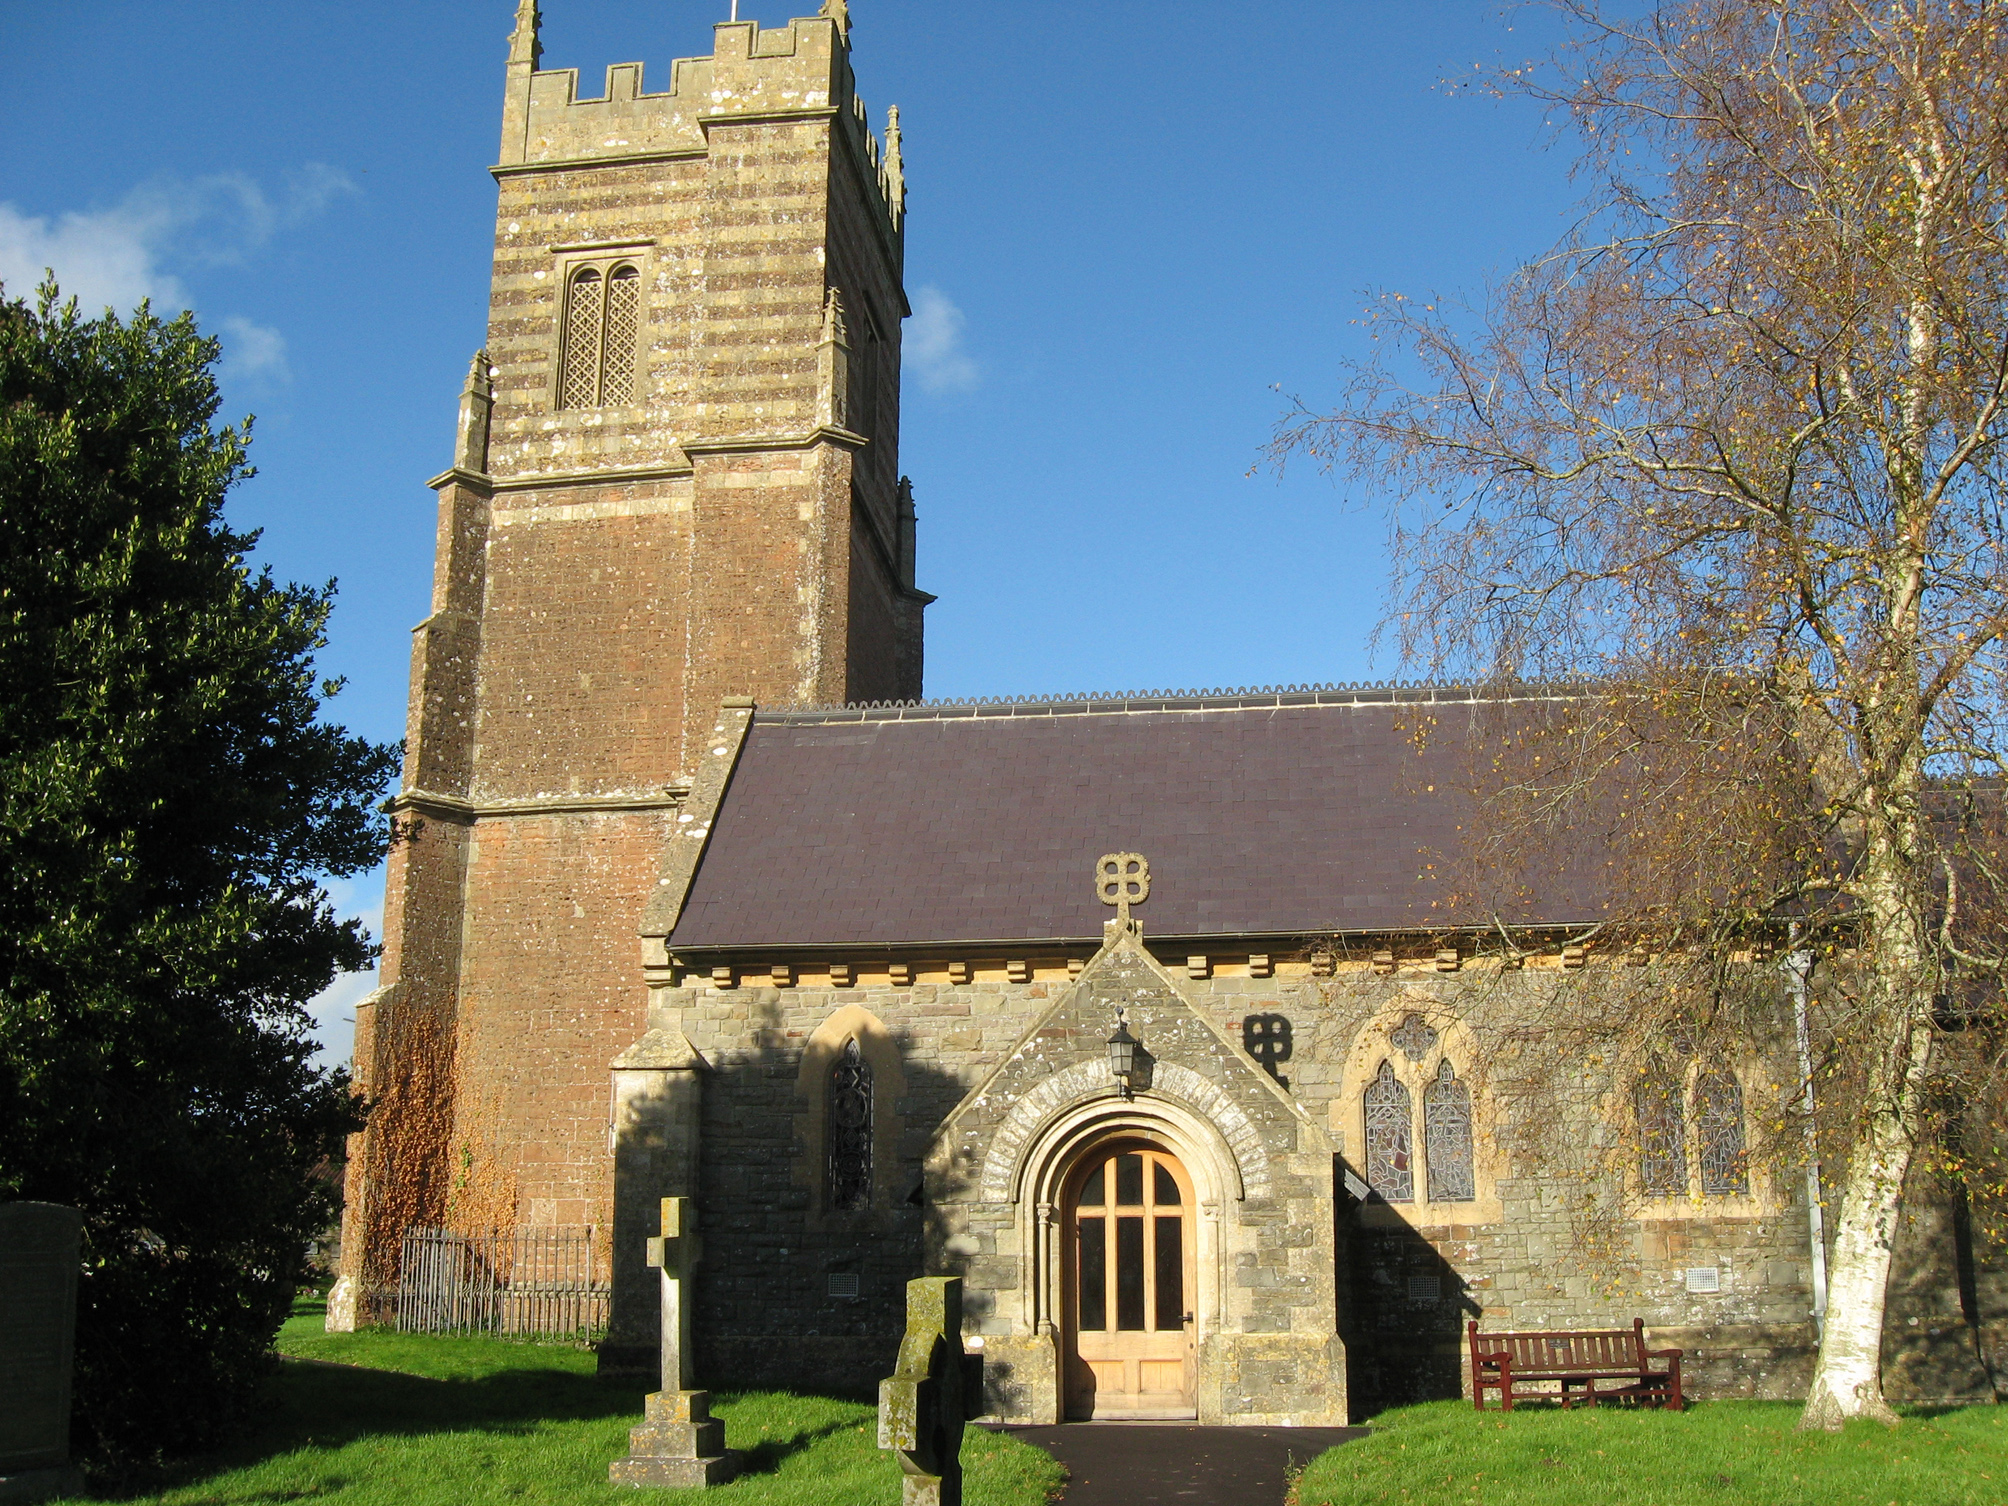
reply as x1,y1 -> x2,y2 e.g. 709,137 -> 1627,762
332,3 -> 2003,1423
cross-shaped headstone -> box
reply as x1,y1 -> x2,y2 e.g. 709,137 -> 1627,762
644,1196 -> 701,1394
879,1277 -> 984,1506
611,1195 -> 737,1488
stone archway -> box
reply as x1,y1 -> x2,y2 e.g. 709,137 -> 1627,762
922,929 -> 1349,1426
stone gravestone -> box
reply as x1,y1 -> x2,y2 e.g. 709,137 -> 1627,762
608,1197 -> 738,1488
0,1203 -> 85,1504
878,1277 -> 985,1506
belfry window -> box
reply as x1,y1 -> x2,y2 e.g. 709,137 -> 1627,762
1363,1060 -> 1414,1202
1423,1061 -> 1476,1202
559,261 -> 640,409
826,1036 -> 872,1210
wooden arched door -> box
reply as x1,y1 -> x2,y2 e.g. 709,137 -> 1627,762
1062,1142 -> 1196,1419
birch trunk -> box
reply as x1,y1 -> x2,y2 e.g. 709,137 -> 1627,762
1799,1094 -> 1913,1428
1799,827 -> 1935,1430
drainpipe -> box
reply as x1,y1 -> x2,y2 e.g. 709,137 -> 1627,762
1785,932 -> 1828,1339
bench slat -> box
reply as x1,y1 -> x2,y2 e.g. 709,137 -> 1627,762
1467,1320 -> 1683,1414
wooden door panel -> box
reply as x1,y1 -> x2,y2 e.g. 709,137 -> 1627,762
1064,1146 -> 1196,1420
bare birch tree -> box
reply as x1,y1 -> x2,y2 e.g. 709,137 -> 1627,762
1274,0 -> 2008,1426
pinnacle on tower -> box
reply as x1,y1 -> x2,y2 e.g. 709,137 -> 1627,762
509,0 -> 541,69
821,0 -> 851,42
453,350 -> 494,474
884,106 -> 905,221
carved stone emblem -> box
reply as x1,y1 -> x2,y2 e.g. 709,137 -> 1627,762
1390,1012 -> 1439,1063
1096,853 -> 1150,925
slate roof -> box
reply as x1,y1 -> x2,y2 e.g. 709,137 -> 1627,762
667,687 -> 1603,951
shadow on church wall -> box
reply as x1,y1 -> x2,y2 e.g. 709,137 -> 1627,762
1336,1157 -> 1481,1418
669,1030 -> 979,1401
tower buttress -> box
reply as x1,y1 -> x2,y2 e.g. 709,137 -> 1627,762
337,5 -> 929,1330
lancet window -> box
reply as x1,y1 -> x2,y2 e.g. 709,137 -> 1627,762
826,1036 -> 873,1210
1637,1063 -> 1750,1199
1636,1072 -> 1687,1197
1363,1060 -> 1414,1202
1694,1071 -> 1749,1195
559,261 -> 640,409
1423,1061 -> 1477,1202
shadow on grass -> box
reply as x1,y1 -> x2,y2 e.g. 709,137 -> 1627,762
732,1417 -> 865,1477
85,1358 -> 648,1500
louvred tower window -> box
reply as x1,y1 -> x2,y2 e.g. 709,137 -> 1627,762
559,261 -> 641,409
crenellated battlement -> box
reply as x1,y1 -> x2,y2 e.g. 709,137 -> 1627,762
496,3 -> 902,238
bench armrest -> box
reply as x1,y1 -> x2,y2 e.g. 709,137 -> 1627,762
1646,1347 -> 1684,1360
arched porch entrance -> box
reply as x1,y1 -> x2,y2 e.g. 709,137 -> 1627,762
1062,1139 -> 1197,1419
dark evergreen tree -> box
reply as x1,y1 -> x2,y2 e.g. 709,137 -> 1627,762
0,282 -> 397,1468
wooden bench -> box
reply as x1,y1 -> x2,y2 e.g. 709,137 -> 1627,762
1467,1319 -> 1683,1411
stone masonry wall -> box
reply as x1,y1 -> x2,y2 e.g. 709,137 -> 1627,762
633,946 -> 2003,1415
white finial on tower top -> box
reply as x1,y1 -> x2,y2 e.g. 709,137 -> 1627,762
509,0 -> 541,69
883,105 -> 905,220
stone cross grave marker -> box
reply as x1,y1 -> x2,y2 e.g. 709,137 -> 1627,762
0,1202 -> 86,1504
608,1197 -> 738,1489
878,1276 -> 984,1506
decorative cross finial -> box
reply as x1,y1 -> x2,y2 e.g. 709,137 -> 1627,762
1096,853 -> 1149,933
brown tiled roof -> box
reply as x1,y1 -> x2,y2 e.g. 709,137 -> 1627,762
667,687 -> 1603,951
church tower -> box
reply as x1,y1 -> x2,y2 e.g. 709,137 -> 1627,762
332,1 -> 925,1320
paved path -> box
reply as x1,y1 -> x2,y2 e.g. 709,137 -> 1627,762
997,1423 -> 1367,1505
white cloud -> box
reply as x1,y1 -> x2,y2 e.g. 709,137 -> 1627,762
0,199 -> 188,314
219,315 -> 289,383
305,872 -> 385,1074
0,166 -> 356,323
908,284 -> 979,394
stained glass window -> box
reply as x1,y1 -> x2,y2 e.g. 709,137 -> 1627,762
560,267 -> 603,410
827,1036 -> 872,1210
1636,1072 -> 1686,1197
1694,1071 -> 1749,1195
1424,1060 -> 1476,1202
1364,1060 -> 1414,1202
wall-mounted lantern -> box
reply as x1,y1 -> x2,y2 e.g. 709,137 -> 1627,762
1106,1006 -> 1141,1100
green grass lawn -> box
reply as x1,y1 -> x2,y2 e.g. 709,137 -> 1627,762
1293,1398 -> 2007,1506
73,1301 -> 1064,1505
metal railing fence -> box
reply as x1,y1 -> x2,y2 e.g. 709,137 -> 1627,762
386,1224 -> 608,1337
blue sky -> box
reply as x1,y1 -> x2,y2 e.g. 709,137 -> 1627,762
0,1 -> 1578,1063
